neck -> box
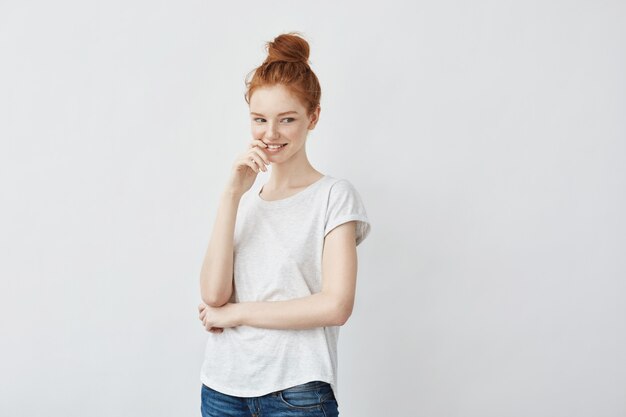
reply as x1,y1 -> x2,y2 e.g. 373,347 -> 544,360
266,147 -> 322,189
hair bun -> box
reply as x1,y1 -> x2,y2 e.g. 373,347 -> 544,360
245,31 -> 321,116
264,32 -> 310,66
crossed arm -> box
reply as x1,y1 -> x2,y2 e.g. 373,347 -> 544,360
198,221 -> 359,331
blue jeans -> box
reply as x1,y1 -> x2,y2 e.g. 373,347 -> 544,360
200,380 -> 339,417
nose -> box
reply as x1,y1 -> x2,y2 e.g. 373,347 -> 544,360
264,122 -> 280,140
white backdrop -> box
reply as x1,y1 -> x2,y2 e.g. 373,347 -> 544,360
1,1 -> 625,416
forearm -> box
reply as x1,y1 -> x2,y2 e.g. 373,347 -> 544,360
200,189 -> 241,307
236,292 -> 346,330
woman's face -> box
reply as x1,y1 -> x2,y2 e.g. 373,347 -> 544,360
249,84 -> 319,164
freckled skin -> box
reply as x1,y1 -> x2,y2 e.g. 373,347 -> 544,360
249,84 -> 320,171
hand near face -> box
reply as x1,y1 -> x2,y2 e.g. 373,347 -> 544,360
226,139 -> 270,196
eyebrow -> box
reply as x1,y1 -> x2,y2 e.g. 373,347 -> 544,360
250,111 -> 298,117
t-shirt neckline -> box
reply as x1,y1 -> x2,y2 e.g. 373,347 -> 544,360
256,175 -> 328,206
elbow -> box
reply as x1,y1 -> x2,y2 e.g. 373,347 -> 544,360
326,293 -> 354,326
202,294 -> 229,308
332,305 -> 353,326
200,281 -> 233,307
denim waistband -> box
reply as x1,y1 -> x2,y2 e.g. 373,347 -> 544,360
279,380 -> 331,393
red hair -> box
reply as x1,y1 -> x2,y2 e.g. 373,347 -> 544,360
244,32 -> 321,117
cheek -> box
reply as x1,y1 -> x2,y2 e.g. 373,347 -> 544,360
283,124 -> 305,137
251,125 -> 264,138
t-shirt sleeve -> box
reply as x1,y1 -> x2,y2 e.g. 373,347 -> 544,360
324,179 -> 372,246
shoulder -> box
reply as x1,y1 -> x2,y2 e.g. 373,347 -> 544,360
323,176 -> 360,196
324,177 -> 366,206
321,176 -> 371,246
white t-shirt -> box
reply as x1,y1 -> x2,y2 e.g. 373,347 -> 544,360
200,174 -> 371,405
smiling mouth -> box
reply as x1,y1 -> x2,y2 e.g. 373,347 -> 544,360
265,143 -> 287,149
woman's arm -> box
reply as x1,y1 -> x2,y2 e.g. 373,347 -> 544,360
236,291 -> 348,329
199,221 -> 358,330
199,189 -> 242,307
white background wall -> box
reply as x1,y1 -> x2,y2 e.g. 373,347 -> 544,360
1,1 -> 624,416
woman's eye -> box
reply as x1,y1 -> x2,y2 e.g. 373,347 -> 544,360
253,117 -> 294,123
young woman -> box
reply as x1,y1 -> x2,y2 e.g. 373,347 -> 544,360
197,32 -> 371,417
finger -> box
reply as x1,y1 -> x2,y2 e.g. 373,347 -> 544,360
249,139 -> 268,149
244,156 -> 261,173
198,303 -> 205,312
206,324 -> 219,332
239,152 -> 261,172
250,147 -> 270,166
203,317 -> 214,331
248,152 -> 268,172
247,159 -> 260,173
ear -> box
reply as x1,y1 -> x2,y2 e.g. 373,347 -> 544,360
308,105 -> 321,130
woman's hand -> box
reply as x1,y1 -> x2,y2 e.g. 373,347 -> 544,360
225,139 -> 270,196
198,302 -> 240,334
